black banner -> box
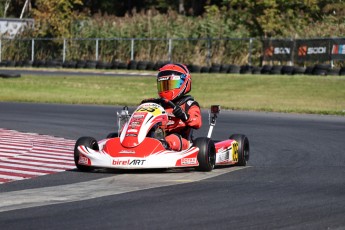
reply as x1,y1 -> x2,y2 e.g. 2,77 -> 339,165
295,39 -> 331,62
263,39 -> 293,61
262,38 -> 345,63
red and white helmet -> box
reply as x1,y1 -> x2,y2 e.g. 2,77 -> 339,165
157,63 -> 191,101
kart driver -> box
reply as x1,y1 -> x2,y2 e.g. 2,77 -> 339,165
142,63 -> 202,151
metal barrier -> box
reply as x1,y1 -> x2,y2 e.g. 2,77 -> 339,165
2,37 -> 344,68
0,37 -> 259,66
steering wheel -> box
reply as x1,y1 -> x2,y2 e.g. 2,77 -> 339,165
141,98 -> 176,109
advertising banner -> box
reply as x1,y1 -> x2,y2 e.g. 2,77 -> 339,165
263,39 -> 294,61
295,39 -> 330,62
331,38 -> 345,60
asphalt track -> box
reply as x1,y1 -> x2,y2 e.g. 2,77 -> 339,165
0,68 -> 155,77
0,102 -> 345,229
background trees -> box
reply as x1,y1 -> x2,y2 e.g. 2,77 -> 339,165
0,0 -> 345,38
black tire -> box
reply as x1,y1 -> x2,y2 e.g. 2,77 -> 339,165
220,64 -> 230,73
200,66 -> 210,73
46,60 -> 62,68
76,60 -> 86,68
312,64 -> 331,76
111,61 -> 119,69
15,60 -> 23,67
240,65 -> 253,74
187,64 -> 201,73
270,65 -> 283,75
6,60 -> 16,67
229,134 -> 250,166
0,73 -> 21,78
106,132 -> 118,138
85,60 -> 97,69
64,60 -> 77,69
193,137 -> 216,172
0,61 -> 8,67
293,66 -> 306,75
128,60 -> 137,70
228,64 -> 241,74
281,66 -> 294,75
154,61 -> 170,70
137,61 -> 148,70
327,68 -> 340,76
252,66 -> 262,74
146,61 -> 155,70
22,60 -> 33,67
96,61 -> 112,69
304,66 -> 314,75
261,65 -> 272,74
36,60 -> 46,68
339,67 -> 345,76
117,61 -> 128,69
210,63 -> 221,73
74,136 -> 99,172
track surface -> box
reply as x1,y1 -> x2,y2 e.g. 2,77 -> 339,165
0,102 -> 345,229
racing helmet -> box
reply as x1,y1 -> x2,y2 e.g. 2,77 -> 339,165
157,63 -> 191,101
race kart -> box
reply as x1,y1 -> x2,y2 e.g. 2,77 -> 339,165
74,98 -> 249,172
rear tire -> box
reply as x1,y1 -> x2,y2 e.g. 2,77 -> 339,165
229,134 -> 250,166
193,137 -> 216,172
74,136 -> 99,172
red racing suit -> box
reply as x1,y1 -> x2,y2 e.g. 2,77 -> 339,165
164,96 -> 202,151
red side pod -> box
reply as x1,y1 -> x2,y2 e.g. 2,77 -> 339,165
103,137 -> 166,158
215,139 -> 237,165
215,139 -> 233,151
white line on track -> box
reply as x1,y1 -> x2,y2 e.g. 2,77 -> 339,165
0,166 -> 250,212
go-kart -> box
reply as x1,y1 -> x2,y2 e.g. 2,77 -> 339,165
74,98 -> 249,172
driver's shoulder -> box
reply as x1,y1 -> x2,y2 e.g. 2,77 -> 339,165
176,95 -> 200,110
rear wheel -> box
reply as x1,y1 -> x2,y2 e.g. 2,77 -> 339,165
74,136 -> 99,172
229,134 -> 250,166
193,137 -> 216,172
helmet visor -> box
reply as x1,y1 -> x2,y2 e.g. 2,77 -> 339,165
157,71 -> 185,92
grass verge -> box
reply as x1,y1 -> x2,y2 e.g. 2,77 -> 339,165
0,72 -> 344,116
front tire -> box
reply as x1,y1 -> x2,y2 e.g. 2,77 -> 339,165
229,134 -> 250,166
74,136 -> 99,172
193,137 -> 216,172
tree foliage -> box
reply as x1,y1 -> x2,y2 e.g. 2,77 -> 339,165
31,0 -> 84,38
222,0 -> 321,37
1,0 -> 345,38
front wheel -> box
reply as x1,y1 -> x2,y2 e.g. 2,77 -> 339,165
193,137 -> 216,172
74,136 -> 99,172
229,134 -> 250,166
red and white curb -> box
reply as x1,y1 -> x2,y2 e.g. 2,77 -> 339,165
0,128 -> 75,184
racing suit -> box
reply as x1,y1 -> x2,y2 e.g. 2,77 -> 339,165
163,95 -> 202,151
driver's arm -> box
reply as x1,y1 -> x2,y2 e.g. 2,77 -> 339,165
185,105 -> 202,129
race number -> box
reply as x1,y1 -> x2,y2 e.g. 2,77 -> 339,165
136,104 -> 162,116
232,141 -> 239,162
137,106 -> 157,113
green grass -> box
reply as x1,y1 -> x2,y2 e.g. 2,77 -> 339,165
1,72 -> 344,116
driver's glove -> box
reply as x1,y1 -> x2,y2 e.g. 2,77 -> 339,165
173,105 -> 189,122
